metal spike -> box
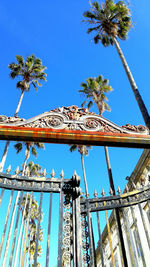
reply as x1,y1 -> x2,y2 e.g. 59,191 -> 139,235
6,165 -> 11,174
117,186 -> 121,195
15,166 -> 19,175
94,189 -> 98,198
125,184 -> 129,192
51,169 -> 55,178
43,168 -> 47,177
101,189 -> 105,197
109,187 -> 113,195
73,170 -> 77,176
60,169 -> 64,178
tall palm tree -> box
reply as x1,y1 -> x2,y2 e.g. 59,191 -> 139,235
69,145 -> 91,198
79,75 -> 128,266
0,54 -> 47,171
83,0 -> 150,129
14,142 -> 45,175
20,193 -> 43,266
17,162 -> 43,266
79,75 -> 112,115
79,74 -> 113,192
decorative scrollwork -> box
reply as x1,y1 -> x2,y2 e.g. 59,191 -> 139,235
83,118 -> 103,132
122,124 -> 148,134
0,115 -> 8,123
0,106 -> 149,135
81,214 -> 90,265
62,197 -> 72,265
46,115 -> 64,128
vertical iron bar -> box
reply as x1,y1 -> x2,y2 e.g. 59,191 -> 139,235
0,190 -> 14,257
72,197 -> 76,267
14,193 -> 28,267
2,191 -> 20,267
33,191 -> 43,267
9,191 -> 24,266
21,191 -> 33,267
104,146 -> 128,267
75,196 -> 83,266
91,217 -> 97,267
19,221 -> 26,267
57,178 -> 63,267
0,188 -> 4,207
86,199 -> 95,267
96,211 -> 104,267
46,193 -> 53,267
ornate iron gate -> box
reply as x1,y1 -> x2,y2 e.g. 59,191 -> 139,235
0,169 -> 150,266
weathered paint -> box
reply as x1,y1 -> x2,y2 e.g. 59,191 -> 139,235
0,125 -> 150,148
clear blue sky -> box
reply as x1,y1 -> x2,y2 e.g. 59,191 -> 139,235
0,0 -> 149,265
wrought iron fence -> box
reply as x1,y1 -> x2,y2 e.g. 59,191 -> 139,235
0,169 -> 150,266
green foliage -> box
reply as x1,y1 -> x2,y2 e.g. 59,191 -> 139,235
19,194 -> 43,265
83,0 -> 131,46
79,75 -> 112,115
69,144 -> 92,156
8,54 -> 47,91
14,142 -> 45,175
27,161 -> 43,177
14,142 -> 44,158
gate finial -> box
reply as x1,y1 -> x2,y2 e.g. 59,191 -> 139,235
51,169 -> 55,178
60,169 -> 64,178
6,165 -> 11,174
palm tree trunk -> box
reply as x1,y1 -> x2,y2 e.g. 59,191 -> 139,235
92,92 -> 102,115
0,141 -> 10,172
81,154 -> 89,198
0,90 -> 25,171
112,36 -> 150,130
14,193 -> 28,267
22,148 -> 30,175
14,90 -> 24,117
21,192 -> 33,267
2,191 -> 20,267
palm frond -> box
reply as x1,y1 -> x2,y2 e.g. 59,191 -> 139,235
14,142 -> 23,153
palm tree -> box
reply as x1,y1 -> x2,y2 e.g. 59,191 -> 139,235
18,162 -> 44,266
14,142 -> 45,175
0,54 -> 47,171
9,54 -> 47,117
79,75 -> 112,115
83,0 -> 150,129
27,161 -> 43,177
20,193 -> 43,266
79,75 -> 128,266
69,145 -> 91,198
79,74 -> 113,193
